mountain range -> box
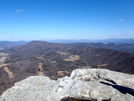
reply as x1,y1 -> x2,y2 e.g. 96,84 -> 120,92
0,40 -> 134,95
66,43 -> 134,53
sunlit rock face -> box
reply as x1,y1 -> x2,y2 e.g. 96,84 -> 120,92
0,69 -> 134,101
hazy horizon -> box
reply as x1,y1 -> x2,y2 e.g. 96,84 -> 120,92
0,38 -> 134,43
0,0 -> 134,41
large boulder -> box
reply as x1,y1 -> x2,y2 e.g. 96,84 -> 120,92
0,69 -> 134,101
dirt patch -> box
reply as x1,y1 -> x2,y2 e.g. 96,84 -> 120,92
57,52 -> 80,61
58,71 -> 64,77
37,56 -> 44,60
79,66 -> 92,69
57,52 -> 69,56
57,71 -> 70,77
64,55 -> 80,61
4,67 -> 14,79
98,64 -> 107,68
51,61 -> 56,63
37,63 -> 44,76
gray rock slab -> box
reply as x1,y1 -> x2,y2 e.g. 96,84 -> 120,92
0,69 -> 134,101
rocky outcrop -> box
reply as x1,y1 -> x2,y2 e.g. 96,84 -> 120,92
0,69 -> 134,101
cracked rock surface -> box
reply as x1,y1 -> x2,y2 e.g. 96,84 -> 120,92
0,69 -> 134,101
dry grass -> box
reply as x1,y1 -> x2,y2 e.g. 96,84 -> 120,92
4,67 -> 14,79
98,64 -> 107,68
79,66 -> 92,69
64,55 -> 80,61
58,71 -> 64,76
0,64 -> 7,68
58,71 -> 70,77
57,52 -> 69,56
51,61 -> 56,63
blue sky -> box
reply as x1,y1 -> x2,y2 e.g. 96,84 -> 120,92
0,0 -> 134,41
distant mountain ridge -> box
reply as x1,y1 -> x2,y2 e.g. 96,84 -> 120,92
0,41 -> 28,48
43,38 -> 134,43
66,43 -> 134,53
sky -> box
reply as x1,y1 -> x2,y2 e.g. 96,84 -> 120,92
0,0 -> 134,41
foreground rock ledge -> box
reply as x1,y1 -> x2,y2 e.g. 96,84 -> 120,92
0,69 -> 134,101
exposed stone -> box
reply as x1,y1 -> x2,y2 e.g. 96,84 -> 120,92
0,69 -> 134,101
